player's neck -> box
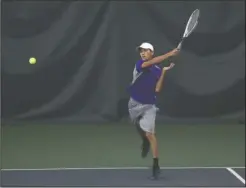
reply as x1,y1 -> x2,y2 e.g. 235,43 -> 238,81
142,57 -> 153,61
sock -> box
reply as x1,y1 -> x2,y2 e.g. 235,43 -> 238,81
153,158 -> 159,167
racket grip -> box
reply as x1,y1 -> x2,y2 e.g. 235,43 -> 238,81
177,41 -> 183,50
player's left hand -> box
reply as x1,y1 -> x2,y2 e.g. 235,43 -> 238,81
163,62 -> 175,71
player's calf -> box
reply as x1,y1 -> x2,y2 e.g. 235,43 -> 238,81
146,132 -> 160,179
136,123 -> 150,158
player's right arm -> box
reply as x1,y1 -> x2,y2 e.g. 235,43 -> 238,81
141,48 -> 179,68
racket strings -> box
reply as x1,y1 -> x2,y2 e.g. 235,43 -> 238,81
184,11 -> 199,37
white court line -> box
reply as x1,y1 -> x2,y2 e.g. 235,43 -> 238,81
1,166 -> 245,171
226,167 -> 245,185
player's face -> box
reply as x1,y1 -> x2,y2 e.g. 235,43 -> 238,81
139,48 -> 153,61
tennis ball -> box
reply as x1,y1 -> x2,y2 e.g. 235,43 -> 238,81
29,57 -> 36,64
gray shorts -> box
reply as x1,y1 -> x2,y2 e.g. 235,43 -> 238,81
128,98 -> 158,134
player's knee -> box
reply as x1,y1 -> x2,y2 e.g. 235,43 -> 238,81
146,132 -> 154,140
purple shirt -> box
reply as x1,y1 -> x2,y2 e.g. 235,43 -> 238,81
129,60 -> 162,104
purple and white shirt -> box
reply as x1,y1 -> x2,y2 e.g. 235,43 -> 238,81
129,59 -> 162,104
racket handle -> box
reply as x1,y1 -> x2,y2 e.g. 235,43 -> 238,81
169,40 -> 183,63
177,41 -> 183,50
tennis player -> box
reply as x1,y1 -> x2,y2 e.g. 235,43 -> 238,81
128,42 -> 178,179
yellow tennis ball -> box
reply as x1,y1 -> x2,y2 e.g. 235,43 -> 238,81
29,57 -> 36,64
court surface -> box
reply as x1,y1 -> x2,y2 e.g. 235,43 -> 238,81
1,167 -> 245,187
2,123 -> 245,187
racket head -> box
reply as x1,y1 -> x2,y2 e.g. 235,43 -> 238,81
183,9 -> 200,38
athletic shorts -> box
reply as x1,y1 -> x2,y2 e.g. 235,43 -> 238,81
128,98 -> 158,133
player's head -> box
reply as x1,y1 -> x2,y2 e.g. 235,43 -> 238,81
137,42 -> 154,61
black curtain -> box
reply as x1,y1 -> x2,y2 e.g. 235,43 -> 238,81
1,1 -> 245,123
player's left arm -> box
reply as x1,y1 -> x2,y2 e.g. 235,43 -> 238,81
155,63 -> 175,93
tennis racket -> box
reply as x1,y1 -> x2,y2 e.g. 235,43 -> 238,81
177,9 -> 200,50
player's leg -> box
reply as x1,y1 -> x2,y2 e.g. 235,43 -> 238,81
139,107 -> 160,179
128,99 -> 150,158
145,132 -> 160,179
135,117 -> 150,158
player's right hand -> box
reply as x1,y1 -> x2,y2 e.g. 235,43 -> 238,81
169,48 -> 179,56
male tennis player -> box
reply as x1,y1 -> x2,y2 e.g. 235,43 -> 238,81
128,42 -> 178,179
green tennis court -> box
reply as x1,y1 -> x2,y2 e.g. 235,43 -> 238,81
2,123 -> 244,169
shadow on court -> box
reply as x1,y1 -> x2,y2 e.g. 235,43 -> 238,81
1,168 -> 245,187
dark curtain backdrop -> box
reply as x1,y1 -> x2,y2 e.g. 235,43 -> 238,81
1,1 -> 245,123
